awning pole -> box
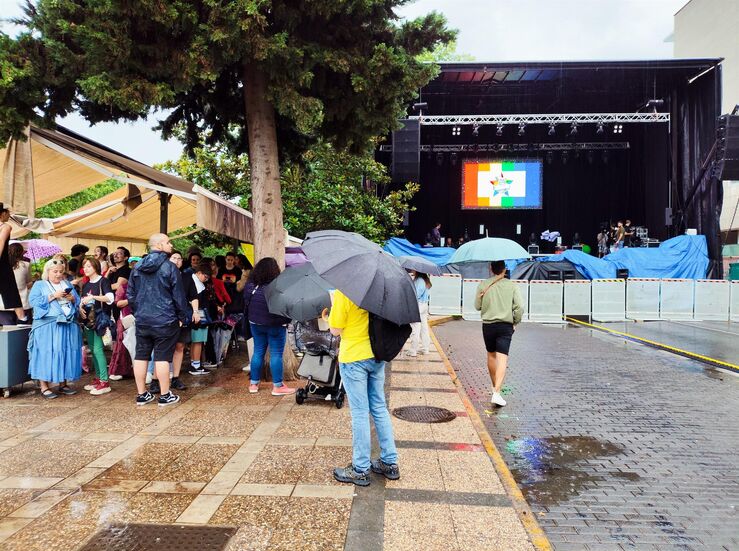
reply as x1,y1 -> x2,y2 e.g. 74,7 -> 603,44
159,192 -> 170,234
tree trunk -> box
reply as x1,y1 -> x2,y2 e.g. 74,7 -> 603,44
242,62 -> 285,268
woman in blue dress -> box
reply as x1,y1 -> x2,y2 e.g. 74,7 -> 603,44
27,258 -> 83,399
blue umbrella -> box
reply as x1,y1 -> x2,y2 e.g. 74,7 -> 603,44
447,237 -> 530,264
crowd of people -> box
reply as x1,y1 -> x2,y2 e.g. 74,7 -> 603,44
597,219 -> 636,258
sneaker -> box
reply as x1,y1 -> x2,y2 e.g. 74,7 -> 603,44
170,377 -> 187,391
242,365 -> 251,373
271,385 -> 297,396
202,361 -> 218,369
158,392 -> 181,406
145,372 -> 153,385
189,366 -> 209,376
371,459 -> 400,480
249,384 -> 259,394
149,379 -> 161,395
491,391 -> 507,407
333,464 -> 370,487
108,374 -> 123,381
136,391 -> 155,406
405,351 -> 417,358
90,381 -> 112,395
83,378 -> 100,391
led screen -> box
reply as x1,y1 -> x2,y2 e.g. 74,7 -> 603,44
462,159 -> 543,209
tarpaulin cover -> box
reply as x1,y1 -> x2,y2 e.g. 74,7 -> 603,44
541,235 -> 709,279
512,260 -> 586,280
383,237 -> 456,265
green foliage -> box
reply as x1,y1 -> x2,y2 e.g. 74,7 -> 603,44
35,180 -> 122,218
1,1 -> 455,157
416,40 -> 475,63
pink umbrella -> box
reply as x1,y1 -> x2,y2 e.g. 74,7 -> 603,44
18,239 -> 63,262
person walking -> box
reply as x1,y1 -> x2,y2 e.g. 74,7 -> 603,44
474,261 -> 523,407
329,290 -> 400,486
127,233 -> 190,406
243,257 -> 296,396
0,204 -> 27,323
405,270 -> 431,357
9,243 -> 32,319
27,259 -> 83,398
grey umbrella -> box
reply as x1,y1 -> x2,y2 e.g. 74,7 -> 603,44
302,230 -> 421,325
397,255 -> 443,276
264,263 -> 333,322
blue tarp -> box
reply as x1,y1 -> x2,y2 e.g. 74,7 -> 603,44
383,238 -> 457,265
540,235 -> 709,279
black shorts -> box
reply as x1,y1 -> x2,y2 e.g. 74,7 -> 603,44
482,322 -> 514,355
135,323 -> 180,362
177,325 -> 191,344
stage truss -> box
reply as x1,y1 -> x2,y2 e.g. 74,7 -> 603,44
410,113 -> 670,125
379,142 -> 630,153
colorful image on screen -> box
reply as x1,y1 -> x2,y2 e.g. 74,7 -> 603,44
462,160 -> 543,209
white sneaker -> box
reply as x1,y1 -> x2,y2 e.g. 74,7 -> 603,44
405,351 -> 417,357
145,372 -> 153,385
491,392 -> 507,407
108,374 -> 123,381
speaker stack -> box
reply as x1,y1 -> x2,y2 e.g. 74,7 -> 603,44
391,119 -> 420,184
717,115 -> 739,181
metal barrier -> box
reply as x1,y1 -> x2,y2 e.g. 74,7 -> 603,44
512,280 -> 530,321
626,278 -> 661,320
528,280 -> 564,322
659,279 -> 694,320
461,278 -> 483,321
731,281 -> 739,322
564,280 -> 591,318
693,279 -> 730,321
428,274 -> 463,316
591,279 -> 626,322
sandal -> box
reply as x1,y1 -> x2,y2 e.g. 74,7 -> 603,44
57,385 -> 77,396
41,389 -> 58,400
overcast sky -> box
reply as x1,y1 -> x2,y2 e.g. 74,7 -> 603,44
1,0 -> 688,165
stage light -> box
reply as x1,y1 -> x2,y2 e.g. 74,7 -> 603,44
602,150 -> 609,164
496,125 -> 504,136
596,122 -> 604,134
548,123 -> 556,136
436,152 -> 444,166
450,153 -> 458,166
570,122 -> 578,135
518,123 -> 525,136
587,151 -> 594,164
561,151 -> 569,164
613,124 -> 623,134
472,123 -> 480,137
546,151 -> 553,164
452,126 -> 461,136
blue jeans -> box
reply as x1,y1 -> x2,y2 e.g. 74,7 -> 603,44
250,323 -> 287,386
339,358 -> 398,472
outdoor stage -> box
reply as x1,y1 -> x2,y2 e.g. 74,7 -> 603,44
383,59 -> 726,272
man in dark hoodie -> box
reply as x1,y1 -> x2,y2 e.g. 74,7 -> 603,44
127,233 -> 190,406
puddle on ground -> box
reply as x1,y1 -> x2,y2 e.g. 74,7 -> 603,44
504,435 -> 636,506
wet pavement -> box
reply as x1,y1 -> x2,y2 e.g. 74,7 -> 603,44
435,320 -> 739,551
606,321 -> 739,367
0,342 -> 534,550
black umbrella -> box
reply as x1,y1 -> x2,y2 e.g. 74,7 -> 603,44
397,255 -> 443,276
264,263 -> 333,322
302,230 -> 420,325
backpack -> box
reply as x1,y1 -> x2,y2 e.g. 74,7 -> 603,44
368,313 -> 412,362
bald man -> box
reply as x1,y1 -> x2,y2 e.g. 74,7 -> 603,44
127,233 -> 190,406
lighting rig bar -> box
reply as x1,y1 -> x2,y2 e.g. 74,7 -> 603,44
410,113 -> 669,125
379,142 -> 630,153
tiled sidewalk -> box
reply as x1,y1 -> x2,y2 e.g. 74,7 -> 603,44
0,337 -> 537,550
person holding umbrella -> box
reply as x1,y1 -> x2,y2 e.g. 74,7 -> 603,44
475,260 -> 524,407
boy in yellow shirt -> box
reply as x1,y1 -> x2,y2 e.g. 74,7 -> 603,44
328,290 -> 400,486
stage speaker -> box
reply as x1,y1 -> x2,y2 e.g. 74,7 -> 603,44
402,210 -> 409,227
572,245 -> 583,251
392,119 -> 420,184
547,270 -> 562,281
716,115 -> 739,180
527,245 -> 540,255
664,207 -> 673,226
563,270 -> 577,280
616,268 -> 629,279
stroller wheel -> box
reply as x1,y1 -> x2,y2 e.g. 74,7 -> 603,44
296,388 -> 306,405
335,391 -> 344,409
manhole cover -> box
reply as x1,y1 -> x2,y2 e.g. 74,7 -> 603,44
80,524 -> 238,551
392,405 -> 456,423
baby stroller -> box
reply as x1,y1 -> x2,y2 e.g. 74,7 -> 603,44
294,319 -> 345,409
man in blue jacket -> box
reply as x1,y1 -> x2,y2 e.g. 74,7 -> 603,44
127,233 -> 190,406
